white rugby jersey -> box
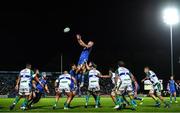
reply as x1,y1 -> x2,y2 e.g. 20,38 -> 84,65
19,68 -> 34,83
116,67 -> 132,83
56,74 -> 72,86
146,70 -> 159,85
88,69 -> 100,80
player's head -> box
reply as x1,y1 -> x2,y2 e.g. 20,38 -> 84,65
88,41 -> 94,47
92,63 -> 97,69
170,75 -> 174,80
89,61 -> 93,67
26,63 -> 32,69
42,72 -> 47,79
144,66 -> 150,73
64,71 -> 68,74
70,64 -> 76,70
118,61 -> 125,67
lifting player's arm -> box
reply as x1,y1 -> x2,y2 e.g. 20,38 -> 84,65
71,76 -> 77,85
98,74 -> 111,78
85,62 -> 91,71
76,34 -> 94,48
141,76 -> 148,83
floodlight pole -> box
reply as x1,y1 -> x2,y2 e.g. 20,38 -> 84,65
61,53 -> 63,74
170,25 -> 174,76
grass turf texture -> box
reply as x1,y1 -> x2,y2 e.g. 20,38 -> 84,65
0,97 -> 180,112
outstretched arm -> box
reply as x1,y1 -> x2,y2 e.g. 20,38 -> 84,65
141,76 -> 148,83
98,73 -> 111,78
76,34 -> 94,48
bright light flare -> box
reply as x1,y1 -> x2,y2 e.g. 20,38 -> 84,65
163,7 -> 179,25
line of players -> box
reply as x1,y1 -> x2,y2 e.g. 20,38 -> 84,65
9,34 -> 179,110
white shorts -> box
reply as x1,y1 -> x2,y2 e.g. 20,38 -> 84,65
88,84 -> 100,92
58,84 -> 71,93
118,81 -> 133,94
19,82 -> 31,96
149,83 -> 161,95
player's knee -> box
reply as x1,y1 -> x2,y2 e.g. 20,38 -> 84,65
156,92 -> 161,96
111,91 -> 116,97
127,91 -> 133,96
116,90 -> 122,95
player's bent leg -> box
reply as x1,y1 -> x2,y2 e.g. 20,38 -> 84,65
94,91 -> 100,108
69,91 -> 76,108
53,92 -> 60,109
32,92 -> 42,105
9,95 -> 22,110
20,95 -> 29,110
170,93 -> 173,103
85,91 -> 91,108
111,91 -> 116,104
149,89 -> 160,107
64,92 -> 72,109
113,90 -> 123,109
127,91 -> 137,110
174,92 -> 178,103
156,92 -> 170,108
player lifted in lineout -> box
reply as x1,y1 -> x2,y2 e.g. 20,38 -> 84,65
114,61 -> 137,110
76,34 -> 94,96
167,75 -> 179,103
141,66 -> 170,108
9,64 -> 42,110
53,71 -> 77,110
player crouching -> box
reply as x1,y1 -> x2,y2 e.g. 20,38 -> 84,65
28,71 -> 49,108
53,71 -> 77,110
9,64 -> 43,111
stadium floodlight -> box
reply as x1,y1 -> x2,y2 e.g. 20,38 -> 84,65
163,7 -> 179,76
163,7 -> 179,25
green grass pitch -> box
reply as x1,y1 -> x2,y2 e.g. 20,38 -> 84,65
0,97 -> 180,112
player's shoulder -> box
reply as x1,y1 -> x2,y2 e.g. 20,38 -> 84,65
149,70 -> 155,75
95,69 -> 100,73
118,67 -> 129,71
20,68 -> 30,73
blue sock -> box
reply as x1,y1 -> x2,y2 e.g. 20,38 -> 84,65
134,97 -> 142,101
174,96 -> 176,101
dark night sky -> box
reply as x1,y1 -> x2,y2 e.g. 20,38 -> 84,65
0,0 -> 180,81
